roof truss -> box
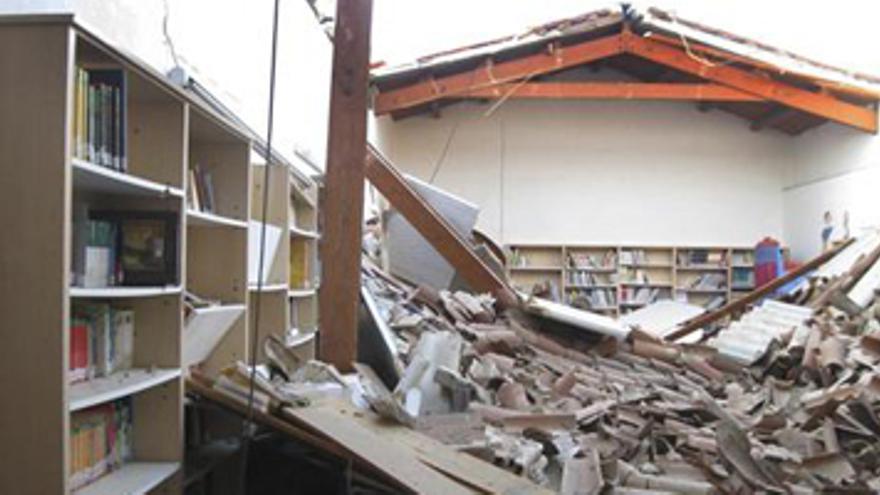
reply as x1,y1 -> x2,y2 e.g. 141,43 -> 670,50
373,30 -> 878,133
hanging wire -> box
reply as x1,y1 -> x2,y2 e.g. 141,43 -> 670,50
239,0 -> 282,491
161,0 -> 181,67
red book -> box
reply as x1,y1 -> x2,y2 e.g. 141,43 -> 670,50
70,318 -> 90,382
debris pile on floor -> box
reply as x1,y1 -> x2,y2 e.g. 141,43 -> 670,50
357,239 -> 880,494
187,236 -> 880,494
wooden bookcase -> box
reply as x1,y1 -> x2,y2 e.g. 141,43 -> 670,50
247,158 -> 321,363
0,15 -> 259,494
184,105 -> 252,377
507,243 -> 757,316
287,170 -> 320,360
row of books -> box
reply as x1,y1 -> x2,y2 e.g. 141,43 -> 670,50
619,249 -> 661,266
567,287 -> 617,309
69,398 -> 134,491
567,270 -> 615,286
70,303 -> 135,383
685,272 -> 728,290
567,251 -> 617,270
73,67 -> 127,171
732,268 -> 756,289
621,286 -> 665,305
187,164 -> 217,213
678,249 -> 727,267
75,215 -> 120,288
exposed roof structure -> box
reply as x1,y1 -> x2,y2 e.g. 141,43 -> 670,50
370,5 -> 880,135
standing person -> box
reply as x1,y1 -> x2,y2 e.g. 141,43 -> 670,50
821,211 -> 835,252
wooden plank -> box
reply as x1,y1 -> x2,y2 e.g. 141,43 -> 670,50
373,34 -> 624,115
318,0 -> 374,372
365,146 -> 517,307
0,22 -> 72,494
665,239 -> 855,341
329,400 -> 555,495
462,82 -> 763,102
623,33 -> 878,133
283,404 -> 478,495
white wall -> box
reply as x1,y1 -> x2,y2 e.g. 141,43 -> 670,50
374,99 -> 790,247
783,125 -> 880,260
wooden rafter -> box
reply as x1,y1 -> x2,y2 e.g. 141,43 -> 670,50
622,32 -> 878,133
373,34 -> 624,115
364,145 -> 517,308
463,82 -> 762,102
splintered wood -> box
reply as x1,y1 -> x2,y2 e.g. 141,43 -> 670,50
359,236 -> 880,494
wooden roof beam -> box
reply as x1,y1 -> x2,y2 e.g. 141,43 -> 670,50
749,105 -> 794,132
373,34 -> 625,115
462,82 -> 763,102
364,144 -> 517,308
622,32 -> 878,133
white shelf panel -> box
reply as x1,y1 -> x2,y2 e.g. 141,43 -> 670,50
289,225 -> 319,239
288,288 -> 316,298
286,329 -> 316,348
70,286 -> 183,298
248,283 -> 288,293
69,368 -> 181,412
73,461 -> 180,495
187,209 -> 248,229
72,158 -> 184,199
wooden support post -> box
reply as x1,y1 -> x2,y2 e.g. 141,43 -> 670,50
319,0 -> 373,372
365,145 -> 517,307
665,239 -> 854,342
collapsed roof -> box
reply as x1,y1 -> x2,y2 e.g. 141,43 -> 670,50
371,5 -> 880,135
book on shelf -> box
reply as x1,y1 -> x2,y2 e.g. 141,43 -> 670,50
70,302 -> 135,383
73,67 -> 127,171
567,250 -> 617,270
69,398 -> 134,491
81,218 -> 118,288
188,163 -> 216,213
688,272 -> 727,290
678,249 -> 727,267
289,239 -> 310,288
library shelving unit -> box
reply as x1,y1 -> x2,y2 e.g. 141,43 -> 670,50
0,15 -> 188,493
184,104 -> 252,377
506,244 -> 758,316
287,169 -> 320,360
246,155 -> 321,363
248,160 -> 291,362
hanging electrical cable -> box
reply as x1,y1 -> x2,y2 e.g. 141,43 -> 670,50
238,0 -> 282,491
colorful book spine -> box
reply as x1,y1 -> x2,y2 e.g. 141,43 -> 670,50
69,398 -> 133,490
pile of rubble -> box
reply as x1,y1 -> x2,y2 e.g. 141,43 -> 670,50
359,241 -> 880,494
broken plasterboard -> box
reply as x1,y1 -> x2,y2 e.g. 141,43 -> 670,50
384,174 -> 479,290
619,300 -> 705,339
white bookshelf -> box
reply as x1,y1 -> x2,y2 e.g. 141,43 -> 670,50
69,368 -> 181,412
73,462 -> 180,495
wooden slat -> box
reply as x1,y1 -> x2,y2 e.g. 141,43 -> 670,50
282,404 -> 477,495
462,82 -> 763,101
318,0 -> 373,372
373,34 -> 624,115
623,33 -> 878,133
329,400 -> 555,495
365,145 -> 517,307
665,239 -> 855,342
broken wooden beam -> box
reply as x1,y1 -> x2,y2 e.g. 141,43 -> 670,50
365,144 -> 517,307
665,238 -> 854,342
